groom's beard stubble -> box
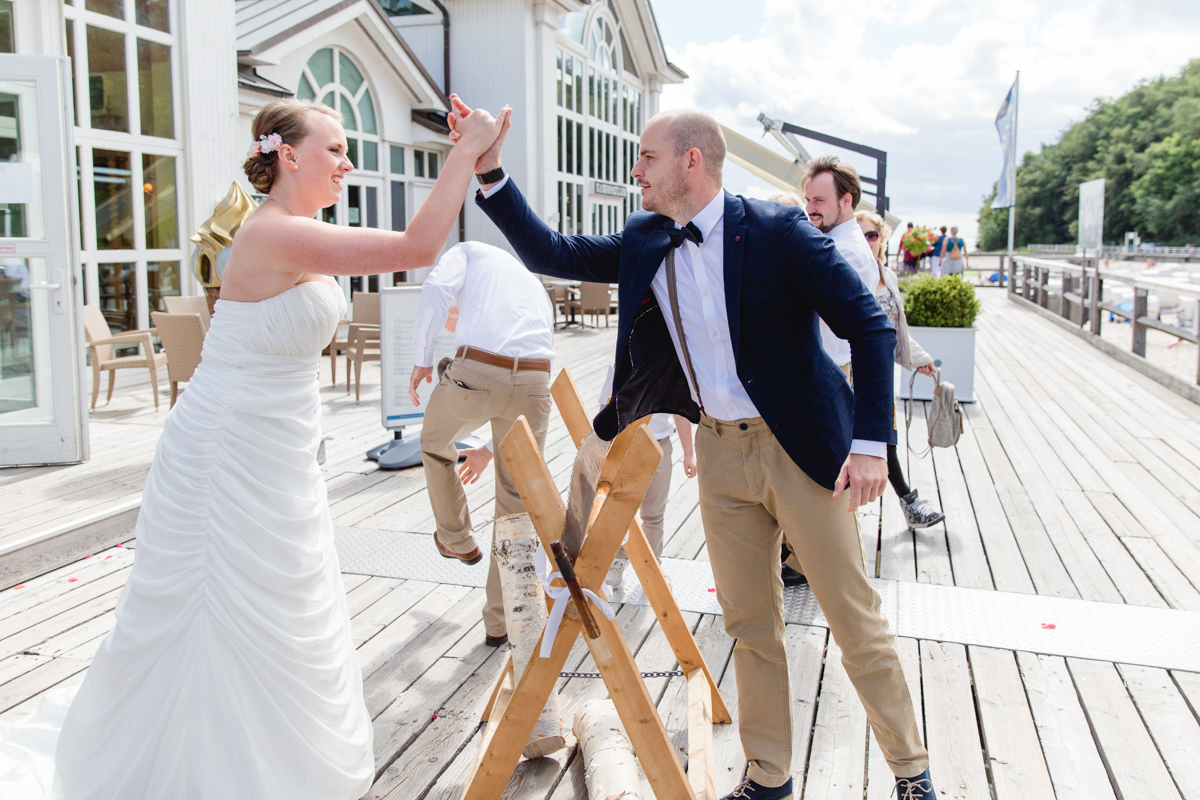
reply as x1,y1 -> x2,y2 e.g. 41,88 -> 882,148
641,170 -> 688,218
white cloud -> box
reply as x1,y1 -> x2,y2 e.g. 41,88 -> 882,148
660,0 -> 1200,248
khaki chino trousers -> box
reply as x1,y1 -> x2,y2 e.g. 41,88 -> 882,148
696,414 -> 928,787
419,357 -> 551,637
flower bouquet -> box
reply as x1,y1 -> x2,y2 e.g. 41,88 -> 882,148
900,226 -> 938,259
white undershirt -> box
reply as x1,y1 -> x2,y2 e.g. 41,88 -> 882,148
819,217 -> 885,367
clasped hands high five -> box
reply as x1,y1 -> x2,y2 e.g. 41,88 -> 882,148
447,95 -> 513,181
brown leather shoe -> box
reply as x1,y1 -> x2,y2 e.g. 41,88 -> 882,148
435,537 -> 483,565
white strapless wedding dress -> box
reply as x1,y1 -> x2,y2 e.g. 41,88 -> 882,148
0,280 -> 374,799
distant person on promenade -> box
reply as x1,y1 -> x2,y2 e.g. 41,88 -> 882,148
939,225 -> 969,275
857,209 -> 946,529
898,222 -> 920,273
931,225 -> 947,278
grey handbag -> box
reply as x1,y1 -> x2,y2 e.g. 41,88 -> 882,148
906,369 -> 963,456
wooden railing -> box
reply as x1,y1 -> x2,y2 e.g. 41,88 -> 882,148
1007,254 -> 1200,385
1027,243 -> 1200,261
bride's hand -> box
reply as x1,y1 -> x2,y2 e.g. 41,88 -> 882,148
448,96 -> 512,176
447,94 -> 507,159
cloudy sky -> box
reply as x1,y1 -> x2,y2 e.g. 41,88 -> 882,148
653,0 -> 1200,249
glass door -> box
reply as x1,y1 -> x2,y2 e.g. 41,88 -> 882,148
0,56 -> 86,465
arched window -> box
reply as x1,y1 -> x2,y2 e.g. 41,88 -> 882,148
297,48 -> 381,172
555,8 -> 644,235
589,17 -> 616,74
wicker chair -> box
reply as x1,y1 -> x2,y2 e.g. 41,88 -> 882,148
82,304 -> 167,410
345,322 -> 380,402
542,280 -> 570,326
324,320 -> 351,386
163,295 -> 212,333
151,311 -> 206,407
345,291 -> 380,400
570,282 -> 615,327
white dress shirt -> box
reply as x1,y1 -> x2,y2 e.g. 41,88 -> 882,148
649,190 -> 761,421
819,218 -> 884,367
412,240 -> 554,368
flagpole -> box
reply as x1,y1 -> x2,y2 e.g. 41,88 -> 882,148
1006,70 -> 1019,289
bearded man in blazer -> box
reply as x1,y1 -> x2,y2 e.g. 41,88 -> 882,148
451,99 -> 936,800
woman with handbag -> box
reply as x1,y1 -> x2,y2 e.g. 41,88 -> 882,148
856,210 -> 946,529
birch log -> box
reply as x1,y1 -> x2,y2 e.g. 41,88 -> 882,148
492,513 -> 565,758
573,699 -> 642,800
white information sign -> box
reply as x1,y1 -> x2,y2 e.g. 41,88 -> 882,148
378,286 -> 458,430
1078,178 -> 1106,256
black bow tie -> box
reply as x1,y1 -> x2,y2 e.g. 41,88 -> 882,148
664,220 -> 704,248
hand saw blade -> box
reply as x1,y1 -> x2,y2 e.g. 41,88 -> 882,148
562,431 -> 611,559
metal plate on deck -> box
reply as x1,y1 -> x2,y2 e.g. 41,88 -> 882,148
336,525 -> 1200,672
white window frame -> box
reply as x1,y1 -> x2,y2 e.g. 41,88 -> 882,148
63,0 -> 188,331
556,6 -> 646,236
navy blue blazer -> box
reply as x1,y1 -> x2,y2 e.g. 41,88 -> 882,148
476,179 -> 897,490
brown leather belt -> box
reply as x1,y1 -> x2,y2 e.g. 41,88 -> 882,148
456,346 -> 551,373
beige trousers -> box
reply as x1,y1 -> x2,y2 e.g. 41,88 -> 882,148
419,357 -> 551,637
696,414 -> 928,787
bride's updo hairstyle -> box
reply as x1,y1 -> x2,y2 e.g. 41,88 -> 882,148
243,98 -> 343,193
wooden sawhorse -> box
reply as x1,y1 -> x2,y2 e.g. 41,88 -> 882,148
460,368 -> 730,799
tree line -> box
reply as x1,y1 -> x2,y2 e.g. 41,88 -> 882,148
977,58 -> 1200,250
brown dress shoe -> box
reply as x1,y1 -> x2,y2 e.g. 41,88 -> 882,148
435,537 -> 483,565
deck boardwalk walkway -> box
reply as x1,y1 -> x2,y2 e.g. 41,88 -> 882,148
2,288 -> 1200,798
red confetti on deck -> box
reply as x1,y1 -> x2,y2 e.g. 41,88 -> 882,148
1040,623 -> 1056,629
13,585 -> 25,590
69,578 -> 78,583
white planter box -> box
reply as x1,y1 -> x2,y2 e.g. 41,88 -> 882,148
898,326 -> 976,403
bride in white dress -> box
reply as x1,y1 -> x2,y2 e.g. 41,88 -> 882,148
0,97 -> 509,799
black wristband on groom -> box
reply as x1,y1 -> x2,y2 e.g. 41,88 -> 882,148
475,166 -> 506,185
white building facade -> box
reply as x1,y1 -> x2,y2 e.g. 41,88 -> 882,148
392,0 -> 684,249
3,0 -> 680,331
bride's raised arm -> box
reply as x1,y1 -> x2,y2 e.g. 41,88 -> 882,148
225,96 -> 508,293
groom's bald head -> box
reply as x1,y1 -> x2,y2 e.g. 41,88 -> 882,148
649,109 -> 727,181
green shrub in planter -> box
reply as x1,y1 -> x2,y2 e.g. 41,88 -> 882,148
903,275 -> 981,328
896,273 -> 924,296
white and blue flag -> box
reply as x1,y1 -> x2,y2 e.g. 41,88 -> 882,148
992,79 -> 1017,209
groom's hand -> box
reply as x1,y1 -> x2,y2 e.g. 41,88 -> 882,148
832,453 -> 888,512
443,94 -> 506,160
448,96 -> 512,184
409,365 -> 433,406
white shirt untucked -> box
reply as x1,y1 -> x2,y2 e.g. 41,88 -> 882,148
819,217 -> 884,367
413,241 -> 555,368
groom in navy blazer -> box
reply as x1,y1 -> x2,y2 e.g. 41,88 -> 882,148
456,100 -> 934,800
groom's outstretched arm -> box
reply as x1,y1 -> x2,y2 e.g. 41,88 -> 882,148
451,97 -> 622,283
475,178 -> 622,284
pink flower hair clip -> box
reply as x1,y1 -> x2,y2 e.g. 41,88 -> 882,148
246,132 -> 284,158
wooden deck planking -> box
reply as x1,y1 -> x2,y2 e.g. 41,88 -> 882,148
1068,657 -> 1184,800
969,646 -> 1056,800
1,292 -> 1200,797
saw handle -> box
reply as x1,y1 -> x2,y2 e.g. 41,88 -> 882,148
550,540 -> 603,641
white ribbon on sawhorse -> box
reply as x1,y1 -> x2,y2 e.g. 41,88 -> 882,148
534,546 -> 616,659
